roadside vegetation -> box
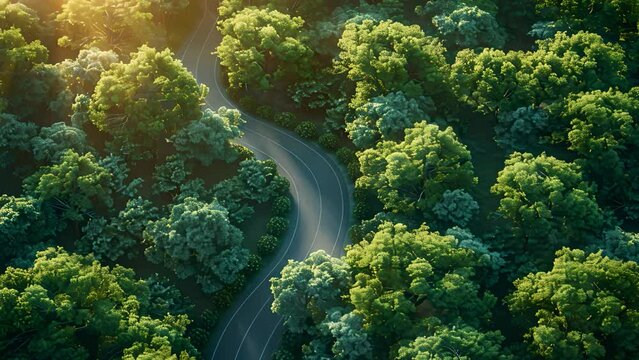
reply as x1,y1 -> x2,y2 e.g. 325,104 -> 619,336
215,0 -> 639,359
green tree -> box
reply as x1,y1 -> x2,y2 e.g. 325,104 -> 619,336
335,19 -> 450,108
0,0 -> 43,41
89,46 -> 205,151
451,31 -> 627,113
0,195 -> 54,265
23,149 -> 113,222
173,107 -> 244,165
0,113 -> 37,153
357,121 -> 476,217
78,197 -> 159,261
508,248 -> 639,360
218,0 -> 331,19
0,247 -> 197,359
534,0 -> 639,40
432,5 -> 506,49
303,308 -> 372,360
144,197 -> 249,293
396,321 -> 512,360
217,7 -> 313,90
558,88 -> 639,219
56,0 -> 188,54
56,47 -> 120,97
345,222 -> 496,349
346,91 -> 433,149
432,189 -> 479,228
30,122 -> 91,163
491,153 -> 605,270
270,250 -> 352,333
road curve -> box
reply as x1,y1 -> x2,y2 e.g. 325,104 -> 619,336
178,1 -> 353,359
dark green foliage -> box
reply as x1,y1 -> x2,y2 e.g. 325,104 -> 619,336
274,111 -> 297,129
0,247 -> 198,359
144,197 -> 249,294
318,132 -> 339,150
272,196 -> 291,217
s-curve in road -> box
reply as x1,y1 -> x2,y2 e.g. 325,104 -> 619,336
178,1 -> 353,359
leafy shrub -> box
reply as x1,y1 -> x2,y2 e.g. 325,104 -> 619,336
318,132 -> 339,150
272,196 -> 291,216
257,234 -> 280,255
256,105 -> 275,120
267,216 -> 289,237
275,111 -> 297,129
239,96 -> 257,112
295,121 -> 318,139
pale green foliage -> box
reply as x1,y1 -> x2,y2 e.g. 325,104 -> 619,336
357,122 -> 476,217
346,92 -> 433,149
23,150 -> 113,222
30,122 -> 90,163
217,7 -> 313,89
0,247 -> 197,358
433,5 -> 506,49
508,248 -> 639,359
588,228 -> 639,263
416,0 -> 499,17
218,0 -> 329,19
90,46 -> 205,150
432,189 -> 479,228
144,197 -> 249,293
335,19 -> 450,108
492,153 -> 605,270
452,31 -> 628,113
173,107 -> 244,165
397,322 -> 512,360
495,106 -> 550,151
78,197 -> 159,261
271,250 -> 352,333
152,155 -> 191,195
445,227 -> 505,286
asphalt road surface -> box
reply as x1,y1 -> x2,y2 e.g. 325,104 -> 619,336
178,1 -> 353,359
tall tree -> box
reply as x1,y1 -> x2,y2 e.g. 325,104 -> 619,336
335,19 -> 450,108
0,247 -> 198,359
357,121 -> 476,218
89,46 -> 205,151
508,248 -> 639,360
23,149 -> 113,222
144,197 -> 249,293
491,152 -> 605,271
217,7 -> 313,90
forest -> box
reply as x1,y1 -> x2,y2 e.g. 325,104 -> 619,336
1,0 -> 639,359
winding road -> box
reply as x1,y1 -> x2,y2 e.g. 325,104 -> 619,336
178,1 -> 353,359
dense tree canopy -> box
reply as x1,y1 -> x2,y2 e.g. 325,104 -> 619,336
508,248 -> 639,359
335,19 -> 450,108
492,152 -> 605,271
452,31 -> 628,113
172,107 -> 244,165
144,197 -> 249,293
0,247 -> 198,359
23,149 -> 113,222
89,46 -> 205,151
432,5 -> 506,49
217,7 -> 313,90
557,88 -> 639,219
357,121 -> 476,218
56,0 -> 189,54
